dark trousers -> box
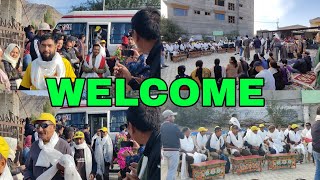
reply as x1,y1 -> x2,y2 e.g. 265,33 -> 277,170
250,148 -> 265,156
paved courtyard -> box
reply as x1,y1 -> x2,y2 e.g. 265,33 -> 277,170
161,159 -> 316,180
161,50 -> 318,88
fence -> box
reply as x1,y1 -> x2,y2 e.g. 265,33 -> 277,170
0,17 -> 25,55
0,111 -> 24,146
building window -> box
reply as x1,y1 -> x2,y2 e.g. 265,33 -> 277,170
194,10 -> 201,15
205,12 -> 211,16
228,16 -> 235,23
215,13 -> 225,21
215,0 -> 225,6
239,17 -> 243,20
174,8 -> 188,16
228,3 -> 235,11
239,4 -> 243,7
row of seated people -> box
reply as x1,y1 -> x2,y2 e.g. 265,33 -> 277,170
179,124 -> 311,178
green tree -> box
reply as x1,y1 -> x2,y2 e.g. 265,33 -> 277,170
161,18 -> 186,43
44,10 -> 55,27
43,100 -> 53,114
265,101 -> 299,126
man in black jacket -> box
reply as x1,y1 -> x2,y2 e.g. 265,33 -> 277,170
125,103 -> 161,180
312,106 -> 320,179
114,8 -> 160,90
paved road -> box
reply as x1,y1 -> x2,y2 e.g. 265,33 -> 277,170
161,159 -> 316,180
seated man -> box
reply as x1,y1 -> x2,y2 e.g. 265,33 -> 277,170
266,125 -> 287,154
226,125 -> 251,157
196,127 -> 209,155
244,126 -> 265,156
206,126 -> 230,173
288,124 -> 306,163
180,127 -> 206,178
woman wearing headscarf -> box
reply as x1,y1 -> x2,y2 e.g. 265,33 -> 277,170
2,44 -> 22,90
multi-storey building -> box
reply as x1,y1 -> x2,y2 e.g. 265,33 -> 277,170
161,0 -> 254,38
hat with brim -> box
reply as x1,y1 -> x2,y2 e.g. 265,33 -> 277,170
198,127 -> 208,132
259,124 -> 265,128
253,61 -> 262,68
162,110 -> 178,119
38,23 -> 51,31
291,124 -> 299,129
0,136 -> 10,159
73,131 -> 84,139
100,40 -> 106,44
251,126 -> 259,132
100,127 -> 108,132
31,113 -> 56,125
95,26 -> 102,32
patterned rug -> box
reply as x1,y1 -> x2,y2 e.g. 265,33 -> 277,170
287,71 -> 316,90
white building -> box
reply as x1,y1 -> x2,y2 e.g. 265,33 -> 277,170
161,0 -> 254,39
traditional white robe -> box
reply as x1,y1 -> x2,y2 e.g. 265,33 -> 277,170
209,133 -> 224,151
258,130 -> 267,141
244,132 -> 263,148
266,130 -> 284,154
229,117 -> 241,129
196,133 -> 208,150
288,130 -> 306,155
226,132 -> 244,154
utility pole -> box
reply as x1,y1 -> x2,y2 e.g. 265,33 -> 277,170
277,18 -> 279,30
103,0 -> 105,11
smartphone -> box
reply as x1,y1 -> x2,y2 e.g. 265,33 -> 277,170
120,141 -> 134,148
122,50 -> 134,57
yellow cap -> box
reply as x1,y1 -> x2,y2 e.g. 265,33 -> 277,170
32,113 -> 56,125
0,136 -> 10,159
259,124 -> 265,128
291,124 -> 299,129
100,40 -> 106,44
100,127 -> 108,132
73,131 -> 84,139
198,127 -> 208,132
95,26 -> 101,32
251,126 -> 259,132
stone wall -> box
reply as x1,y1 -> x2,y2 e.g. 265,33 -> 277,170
0,92 -> 19,117
0,0 -> 22,23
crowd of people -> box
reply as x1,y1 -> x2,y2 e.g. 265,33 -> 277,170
161,110 -> 316,179
0,7 -> 161,91
0,102 -> 161,180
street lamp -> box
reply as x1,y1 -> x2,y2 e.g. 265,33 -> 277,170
103,0 -> 105,11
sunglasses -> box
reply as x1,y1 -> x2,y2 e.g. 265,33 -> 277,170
35,123 -> 53,129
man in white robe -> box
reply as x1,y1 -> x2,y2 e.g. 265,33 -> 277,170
180,128 -> 206,179
0,136 -> 13,180
288,124 -> 306,163
206,126 -> 230,173
302,123 -> 312,162
226,125 -> 251,157
266,125 -> 286,154
244,126 -> 265,156
196,127 -> 209,154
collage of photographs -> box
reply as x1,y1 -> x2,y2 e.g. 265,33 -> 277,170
0,0 -> 320,180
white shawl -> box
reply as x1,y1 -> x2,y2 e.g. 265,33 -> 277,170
72,142 -> 92,180
0,164 -> 13,180
266,131 -> 284,153
196,133 -> 208,149
81,53 -> 102,78
244,133 -> 263,147
36,132 -> 61,168
180,136 -> 194,152
31,52 -> 66,90
229,117 -> 241,129
258,130 -> 267,140
228,132 -> 243,148
209,133 -> 224,151
94,135 -> 113,176
288,130 -> 302,143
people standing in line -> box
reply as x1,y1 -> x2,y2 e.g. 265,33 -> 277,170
161,110 -> 184,180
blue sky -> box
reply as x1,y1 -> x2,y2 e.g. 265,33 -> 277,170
28,0 -> 320,32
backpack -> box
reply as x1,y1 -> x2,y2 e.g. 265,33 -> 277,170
273,69 -> 285,90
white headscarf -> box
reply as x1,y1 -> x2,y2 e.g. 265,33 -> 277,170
3,137 -> 17,160
31,52 -> 66,90
3,44 -> 20,68
0,164 -> 13,180
71,141 -> 92,180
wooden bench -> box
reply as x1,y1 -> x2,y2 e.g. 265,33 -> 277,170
171,54 -> 187,62
227,48 -> 235,53
189,51 -> 202,58
191,160 -> 226,180
230,155 -> 264,175
217,49 -> 225,53
202,51 -> 213,56
266,153 -> 298,170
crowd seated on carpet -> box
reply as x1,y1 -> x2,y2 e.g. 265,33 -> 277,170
175,116 -> 313,178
